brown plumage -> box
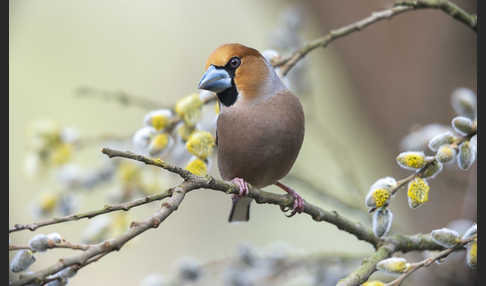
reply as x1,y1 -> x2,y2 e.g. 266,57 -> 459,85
198,43 -> 305,222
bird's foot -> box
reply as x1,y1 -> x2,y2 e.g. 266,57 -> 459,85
275,181 -> 304,217
231,177 -> 249,200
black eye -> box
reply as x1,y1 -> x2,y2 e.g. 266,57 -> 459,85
228,57 -> 241,69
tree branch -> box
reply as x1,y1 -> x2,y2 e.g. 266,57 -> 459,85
10,148 -> 451,285
396,0 -> 477,31
101,147 -> 382,248
272,0 -> 476,76
10,181 -> 193,286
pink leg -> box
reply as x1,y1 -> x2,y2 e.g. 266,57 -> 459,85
275,181 -> 304,217
231,177 -> 249,199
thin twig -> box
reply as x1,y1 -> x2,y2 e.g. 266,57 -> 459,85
9,240 -> 90,252
396,0 -> 477,31
9,189 -> 172,233
385,236 -> 475,286
272,0 -> 476,76
75,86 -> 167,110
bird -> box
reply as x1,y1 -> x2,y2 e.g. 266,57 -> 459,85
198,43 -> 305,222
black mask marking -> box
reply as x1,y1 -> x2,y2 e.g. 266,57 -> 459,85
216,57 -> 240,107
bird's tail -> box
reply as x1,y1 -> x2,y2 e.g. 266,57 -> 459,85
228,196 -> 252,222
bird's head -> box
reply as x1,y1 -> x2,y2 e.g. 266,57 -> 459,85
198,43 -> 279,107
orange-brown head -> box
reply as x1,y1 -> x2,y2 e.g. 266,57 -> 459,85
198,43 -> 278,107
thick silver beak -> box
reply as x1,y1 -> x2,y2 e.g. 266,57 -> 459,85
198,65 -> 232,93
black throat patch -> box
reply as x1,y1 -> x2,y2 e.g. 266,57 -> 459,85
216,61 -> 238,107
217,82 -> 238,107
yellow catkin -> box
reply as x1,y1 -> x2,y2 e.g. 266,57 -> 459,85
177,124 -> 195,142
372,189 -> 391,208
389,260 -> 408,273
110,213 -> 129,236
467,239 -> 477,268
437,145 -> 455,163
40,192 -> 59,213
362,281 -> 385,286
377,258 -> 409,274
408,178 -> 429,206
175,93 -> 203,126
50,143 -> 72,165
151,134 -> 169,149
151,114 -> 169,131
185,158 -> 207,176
118,162 -> 141,184
186,131 -> 215,159
397,152 -> 425,169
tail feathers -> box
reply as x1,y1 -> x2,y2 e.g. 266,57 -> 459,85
228,197 -> 252,222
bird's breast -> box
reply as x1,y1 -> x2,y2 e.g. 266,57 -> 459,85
216,92 -> 305,188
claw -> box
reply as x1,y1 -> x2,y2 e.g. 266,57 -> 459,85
231,177 -> 249,197
275,181 -> 305,216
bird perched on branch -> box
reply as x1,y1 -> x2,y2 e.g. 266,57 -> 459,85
198,43 -> 305,222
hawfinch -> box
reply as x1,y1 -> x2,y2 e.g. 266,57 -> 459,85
198,43 -> 305,222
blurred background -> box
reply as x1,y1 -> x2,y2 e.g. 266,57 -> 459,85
9,0 -> 477,285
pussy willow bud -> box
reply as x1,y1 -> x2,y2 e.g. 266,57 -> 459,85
237,244 -> 256,266
457,141 -> 476,170
436,144 -> 456,164
175,93 -> 203,126
407,177 -> 429,208
451,116 -> 474,136
176,257 -> 202,282
133,126 -> 156,151
148,133 -> 172,156
141,274 -> 167,286
10,250 -> 36,272
431,228 -> 461,248
462,223 -> 477,240
29,234 -> 49,252
365,188 -> 391,210
466,238 -> 477,269
470,134 -> 477,150
428,132 -> 456,152
50,143 -> 73,166
400,124 -> 452,151
372,208 -> 393,238
185,156 -> 208,176
365,177 -> 396,209
262,49 -> 281,62
362,281 -> 385,286
56,266 -> 77,279
451,88 -> 477,119
185,131 -> 215,159
144,109 -> 173,131
47,232 -> 63,244
45,279 -> 67,286
422,158 -> 443,179
38,191 -> 60,216
376,257 -> 409,274
396,151 -> 426,170
82,216 -> 111,244
176,123 -> 195,142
